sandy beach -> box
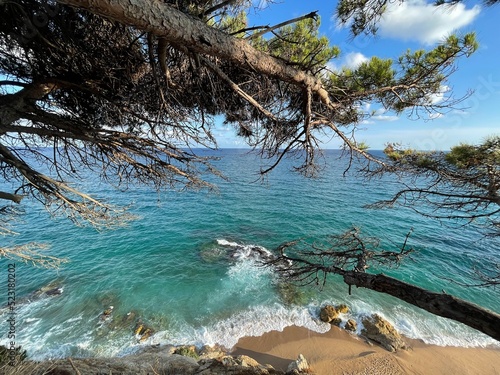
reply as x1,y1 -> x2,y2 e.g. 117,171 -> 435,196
232,325 -> 500,375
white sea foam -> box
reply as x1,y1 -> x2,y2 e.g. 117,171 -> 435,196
24,317 -> 40,324
154,303 -> 330,350
217,238 -> 274,261
8,237 -> 498,362
328,298 -> 500,348
391,305 -> 499,348
217,240 -> 500,349
216,239 -> 240,247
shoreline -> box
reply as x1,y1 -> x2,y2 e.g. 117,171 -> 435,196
4,324 -> 499,375
231,325 -> 500,375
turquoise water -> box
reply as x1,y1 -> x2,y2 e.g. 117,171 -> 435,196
1,149 -> 499,359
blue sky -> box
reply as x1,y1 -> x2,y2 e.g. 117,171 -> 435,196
214,0 -> 500,150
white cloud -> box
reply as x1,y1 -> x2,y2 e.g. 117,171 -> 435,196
428,85 -> 450,105
372,114 -> 399,122
344,52 -> 369,69
360,106 -> 400,124
252,0 -> 271,10
327,52 -> 369,72
428,112 -> 444,119
378,0 -> 481,45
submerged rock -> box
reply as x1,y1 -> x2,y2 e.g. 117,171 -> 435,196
100,306 -> 114,321
276,282 -> 307,306
231,244 -> 274,262
106,310 -> 137,332
361,314 -> 407,352
30,281 -> 64,300
44,287 -> 64,296
199,244 -> 227,263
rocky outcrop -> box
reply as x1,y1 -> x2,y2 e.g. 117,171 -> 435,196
27,345 -> 313,375
319,304 -> 349,326
361,314 -> 407,352
336,304 -> 349,314
199,344 -> 227,359
99,306 -> 113,321
174,345 -> 199,359
344,319 -> 357,332
286,354 -> 310,374
318,304 -> 408,352
133,321 -> 155,342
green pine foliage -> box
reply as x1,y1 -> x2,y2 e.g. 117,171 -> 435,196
258,18 -> 340,73
446,136 -> 500,168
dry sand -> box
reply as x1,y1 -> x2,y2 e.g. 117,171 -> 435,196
232,325 -> 500,375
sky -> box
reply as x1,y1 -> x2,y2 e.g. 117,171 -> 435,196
214,0 -> 500,150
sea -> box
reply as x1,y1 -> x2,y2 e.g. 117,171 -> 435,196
1,148 -> 499,360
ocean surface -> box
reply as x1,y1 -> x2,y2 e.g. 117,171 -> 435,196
1,148 -> 499,360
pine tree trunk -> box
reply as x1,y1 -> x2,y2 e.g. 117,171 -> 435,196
56,0 -> 336,108
343,271 -> 500,341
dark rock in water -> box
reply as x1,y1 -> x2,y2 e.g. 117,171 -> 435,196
30,281 -> 64,300
122,311 -> 137,325
0,280 -> 64,312
231,244 -> 274,261
106,311 -> 134,331
250,246 -> 273,261
103,306 -> 113,316
217,240 -> 293,272
44,287 -> 63,296
99,306 -> 114,321
361,314 -> 407,352
276,282 -> 307,306
199,246 -> 226,263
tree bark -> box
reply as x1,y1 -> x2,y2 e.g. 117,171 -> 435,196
0,82 -> 58,132
343,271 -> 500,341
56,0 -> 338,110
0,191 -> 23,203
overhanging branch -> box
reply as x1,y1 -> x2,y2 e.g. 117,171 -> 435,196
343,271 -> 500,341
56,0 -> 339,111
0,191 -> 23,203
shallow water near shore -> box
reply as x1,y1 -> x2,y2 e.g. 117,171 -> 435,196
1,149 -> 499,359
